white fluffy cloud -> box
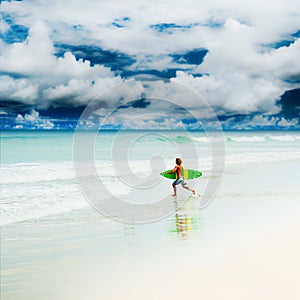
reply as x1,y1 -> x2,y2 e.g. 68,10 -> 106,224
0,21 -> 122,108
4,0 -> 300,53
1,0 -> 300,125
15,109 -> 54,129
0,75 -> 38,104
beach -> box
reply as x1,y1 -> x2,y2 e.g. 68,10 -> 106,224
2,0 -> 300,298
1,131 -> 300,299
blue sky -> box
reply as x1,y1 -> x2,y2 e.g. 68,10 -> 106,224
0,0 -> 300,130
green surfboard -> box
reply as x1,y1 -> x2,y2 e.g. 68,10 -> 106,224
160,169 -> 202,180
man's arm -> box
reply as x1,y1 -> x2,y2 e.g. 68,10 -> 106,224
166,166 -> 177,174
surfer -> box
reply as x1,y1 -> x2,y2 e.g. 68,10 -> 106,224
166,158 -> 196,197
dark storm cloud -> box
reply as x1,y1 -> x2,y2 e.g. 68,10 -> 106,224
0,24 -> 29,43
122,69 -> 180,79
119,98 -> 151,109
54,44 -> 136,71
38,106 -> 86,119
277,88 -> 300,121
171,48 -> 208,65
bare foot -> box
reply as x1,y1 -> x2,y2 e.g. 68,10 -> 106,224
192,190 -> 196,196
171,194 -> 177,197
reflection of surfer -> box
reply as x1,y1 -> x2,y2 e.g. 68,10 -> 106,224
165,158 -> 196,197
173,199 -> 193,239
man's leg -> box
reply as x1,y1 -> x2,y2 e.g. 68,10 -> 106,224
182,183 -> 196,195
172,184 -> 177,196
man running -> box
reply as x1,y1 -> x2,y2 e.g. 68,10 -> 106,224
165,158 -> 196,197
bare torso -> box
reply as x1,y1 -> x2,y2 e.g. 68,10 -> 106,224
176,165 -> 183,178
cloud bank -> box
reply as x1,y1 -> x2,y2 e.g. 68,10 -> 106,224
1,0 -> 300,129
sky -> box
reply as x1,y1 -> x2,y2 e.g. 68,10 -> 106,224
0,0 -> 300,130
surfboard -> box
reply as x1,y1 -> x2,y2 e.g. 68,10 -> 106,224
160,169 -> 202,180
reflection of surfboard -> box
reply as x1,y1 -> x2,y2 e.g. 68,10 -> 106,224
160,169 -> 202,180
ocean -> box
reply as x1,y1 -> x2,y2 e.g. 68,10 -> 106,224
1,130 -> 300,300
1,130 -> 300,225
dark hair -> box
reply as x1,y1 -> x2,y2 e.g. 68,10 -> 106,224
176,158 -> 182,165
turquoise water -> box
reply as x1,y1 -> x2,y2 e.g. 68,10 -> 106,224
1,131 -> 75,163
1,130 -> 300,225
2,130 -> 300,163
